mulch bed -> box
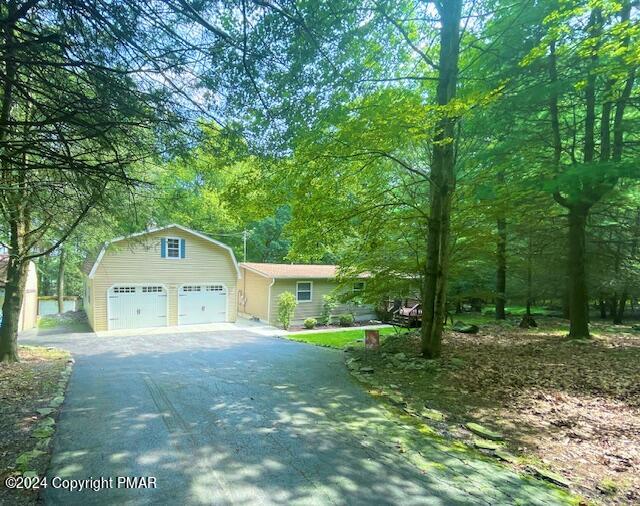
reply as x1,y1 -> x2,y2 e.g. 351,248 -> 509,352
349,318 -> 640,505
0,346 -> 71,505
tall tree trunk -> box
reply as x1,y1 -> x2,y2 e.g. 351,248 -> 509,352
599,299 -> 607,319
567,206 -> 590,338
526,235 -> 533,316
421,0 -> 462,359
495,215 -> 507,319
0,218 -> 29,363
57,247 -> 65,314
0,259 -> 28,362
613,290 -> 627,324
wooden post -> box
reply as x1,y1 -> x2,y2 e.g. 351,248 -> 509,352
365,329 -> 380,350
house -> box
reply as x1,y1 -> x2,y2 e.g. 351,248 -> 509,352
82,224 -> 240,331
239,262 -> 374,326
0,255 -> 38,332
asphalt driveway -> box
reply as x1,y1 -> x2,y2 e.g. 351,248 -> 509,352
21,326 -> 570,505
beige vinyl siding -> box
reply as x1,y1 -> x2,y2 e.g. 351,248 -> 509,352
239,267 -> 271,321
268,278 -> 375,325
84,277 -> 95,330
18,261 -> 38,331
90,227 -> 238,331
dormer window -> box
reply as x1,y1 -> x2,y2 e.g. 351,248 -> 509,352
161,237 -> 185,259
167,238 -> 180,258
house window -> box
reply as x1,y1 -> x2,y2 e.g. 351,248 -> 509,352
166,238 -> 180,258
353,281 -> 365,294
113,286 -> 136,294
296,281 -> 312,302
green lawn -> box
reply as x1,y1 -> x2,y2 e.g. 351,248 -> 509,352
37,314 -> 91,333
285,326 -> 410,348
482,304 -> 553,316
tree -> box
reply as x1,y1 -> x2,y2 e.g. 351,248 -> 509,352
56,246 -> 65,314
420,0 -> 463,358
0,0 -> 181,362
522,0 -> 638,337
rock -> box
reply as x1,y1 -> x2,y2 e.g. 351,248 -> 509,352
35,438 -> 51,450
49,396 -> 64,408
465,422 -> 504,441
494,449 -> 518,463
16,450 -> 46,471
32,426 -> 54,438
474,438 -> 502,450
388,394 -> 405,406
358,375 -> 375,385
452,321 -> 479,334
528,466 -> 570,488
359,366 -> 374,374
36,408 -> 54,416
346,358 -> 360,369
420,408 -> 445,422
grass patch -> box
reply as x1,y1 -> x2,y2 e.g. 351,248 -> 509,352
37,312 -> 90,333
286,326 -> 410,349
37,316 -> 60,329
0,346 -> 71,506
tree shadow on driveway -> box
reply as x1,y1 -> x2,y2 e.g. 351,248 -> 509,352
22,329 -> 571,505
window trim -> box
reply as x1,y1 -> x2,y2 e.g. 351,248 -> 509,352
296,281 -> 313,303
165,236 -> 182,259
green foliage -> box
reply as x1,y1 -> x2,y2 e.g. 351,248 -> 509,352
285,327 -> 410,349
320,295 -> 338,326
303,318 -> 317,329
277,292 -> 297,330
339,314 -> 355,327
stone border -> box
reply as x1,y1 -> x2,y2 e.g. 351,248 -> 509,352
15,356 -> 74,478
344,351 -> 572,490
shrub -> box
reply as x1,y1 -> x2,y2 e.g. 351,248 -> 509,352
339,313 -> 354,327
277,292 -> 297,330
303,318 -> 317,329
321,294 -> 338,325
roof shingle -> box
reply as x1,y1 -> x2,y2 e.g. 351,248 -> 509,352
241,262 -> 340,279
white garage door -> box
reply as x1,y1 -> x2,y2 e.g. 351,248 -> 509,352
108,285 -> 167,330
179,284 -> 227,325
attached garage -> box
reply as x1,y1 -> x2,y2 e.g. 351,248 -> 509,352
108,285 -> 168,330
82,224 -> 240,332
178,284 -> 228,324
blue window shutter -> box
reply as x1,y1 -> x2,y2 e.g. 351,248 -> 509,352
180,239 -> 186,258
161,238 -> 166,258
